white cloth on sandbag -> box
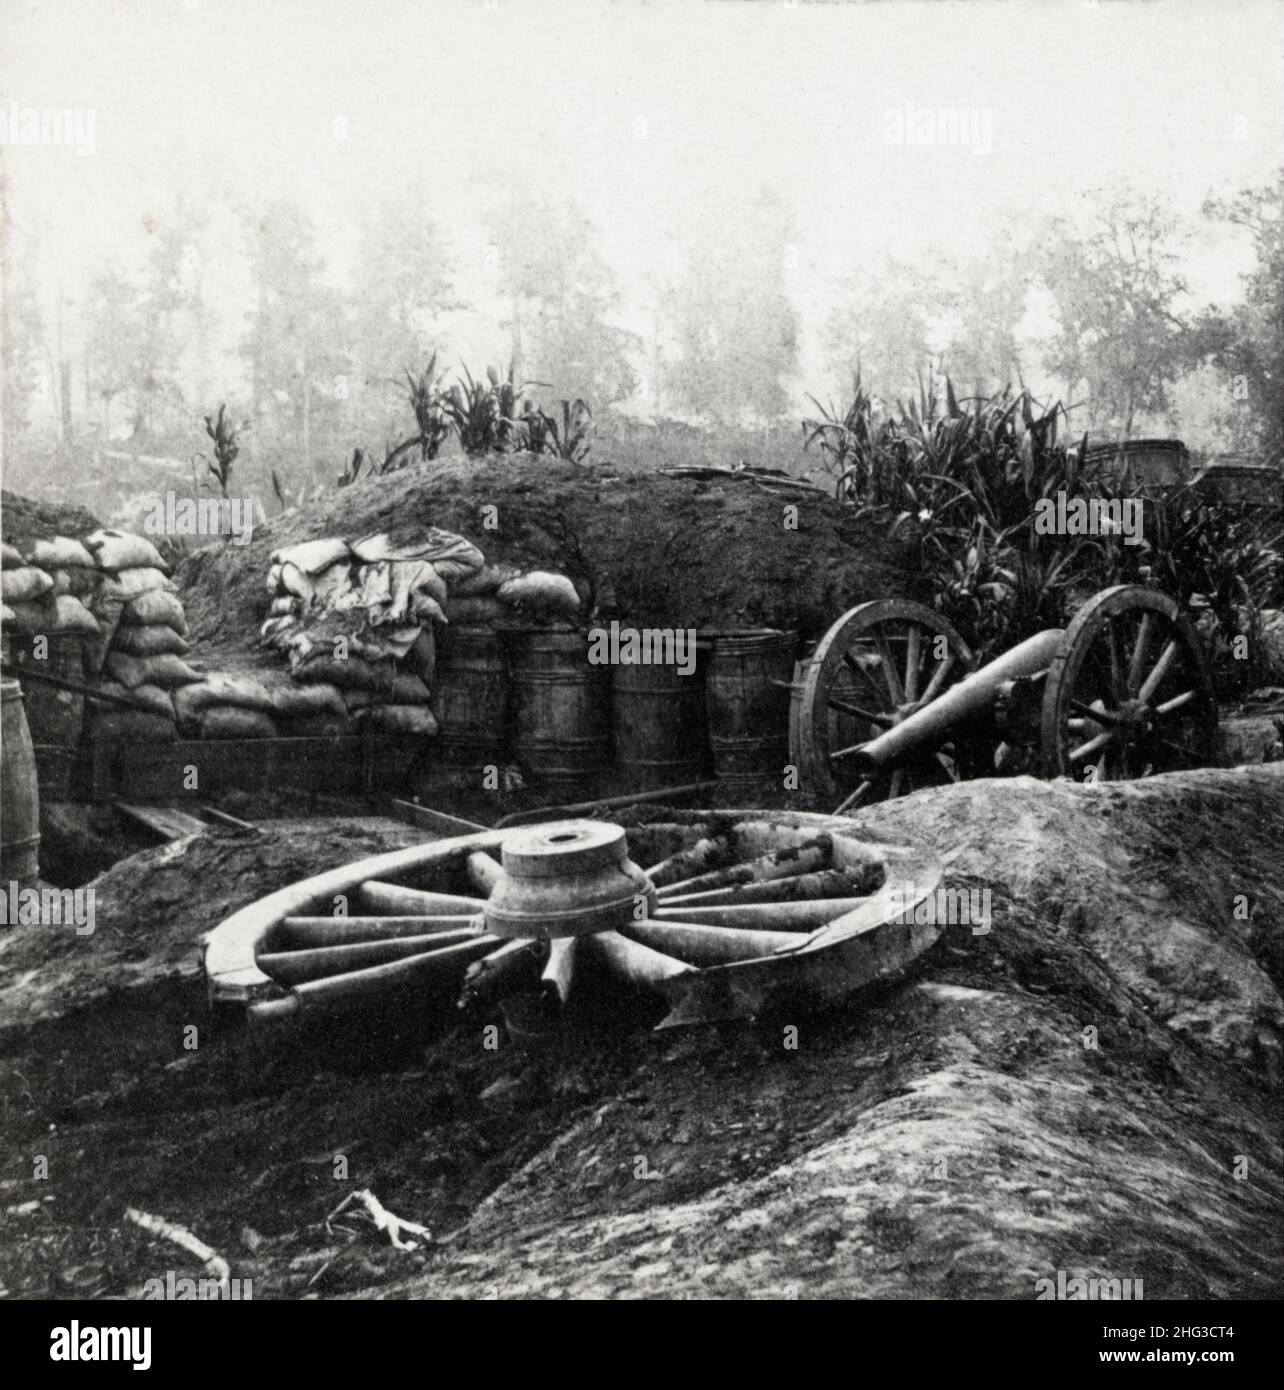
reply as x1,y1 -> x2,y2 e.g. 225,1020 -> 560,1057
83,528 -> 170,574
270,537 -> 351,576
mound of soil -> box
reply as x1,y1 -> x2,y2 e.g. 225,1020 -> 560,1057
177,456 -> 923,650
0,767 -> 1279,1300
0,491 -> 101,549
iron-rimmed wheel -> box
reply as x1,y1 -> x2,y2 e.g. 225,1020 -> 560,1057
793,599 -> 977,811
1041,585 -> 1218,783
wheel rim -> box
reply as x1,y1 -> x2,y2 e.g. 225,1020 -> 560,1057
203,812 -> 943,1031
793,599 -> 977,810
1041,585 -> 1218,783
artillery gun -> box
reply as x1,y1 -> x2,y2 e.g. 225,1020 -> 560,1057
791,585 -> 1218,812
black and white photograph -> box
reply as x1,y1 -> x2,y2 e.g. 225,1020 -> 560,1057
0,0 -> 1280,1339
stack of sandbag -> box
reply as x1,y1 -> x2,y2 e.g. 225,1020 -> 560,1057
256,528 -> 580,738
171,672 -> 281,741
1,536 -> 102,647
257,529 -> 485,735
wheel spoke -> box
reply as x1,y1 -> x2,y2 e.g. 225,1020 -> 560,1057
874,631 -> 905,705
1070,698 -> 1124,726
827,695 -> 894,727
1127,612 -> 1153,695
1138,638 -> 1180,704
1070,729 -> 1114,761
833,780 -> 872,815
919,653 -> 955,705
1154,688 -> 1198,716
904,625 -> 922,703
1106,621 -> 1126,701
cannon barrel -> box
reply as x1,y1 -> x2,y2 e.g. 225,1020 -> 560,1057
851,629 -> 1065,772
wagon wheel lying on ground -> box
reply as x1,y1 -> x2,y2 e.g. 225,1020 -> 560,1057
203,812 -> 943,1033
1041,585 -> 1218,783
792,599 -> 978,813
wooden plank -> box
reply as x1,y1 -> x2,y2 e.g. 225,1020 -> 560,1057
389,799 -> 490,837
113,800 -> 208,841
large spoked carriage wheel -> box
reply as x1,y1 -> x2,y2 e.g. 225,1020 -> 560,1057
793,599 -> 977,812
204,813 -> 943,1033
1041,585 -> 1218,783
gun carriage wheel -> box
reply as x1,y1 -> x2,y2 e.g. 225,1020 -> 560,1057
792,599 -> 977,812
1040,585 -> 1218,783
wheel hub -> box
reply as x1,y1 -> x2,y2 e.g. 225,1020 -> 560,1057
483,820 -> 657,939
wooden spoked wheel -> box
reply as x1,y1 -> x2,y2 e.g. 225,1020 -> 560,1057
793,600 -> 977,812
203,813 -> 943,1031
1041,586 -> 1218,784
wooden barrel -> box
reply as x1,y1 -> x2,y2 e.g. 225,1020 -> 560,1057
1,678 -> 41,890
612,662 -> 709,789
706,628 -> 797,789
8,633 -> 85,800
509,629 -> 610,786
431,624 -> 508,770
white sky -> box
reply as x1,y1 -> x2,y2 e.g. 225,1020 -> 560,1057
2,0 -> 1281,397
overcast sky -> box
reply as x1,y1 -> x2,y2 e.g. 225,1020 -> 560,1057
3,0 -> 1282,392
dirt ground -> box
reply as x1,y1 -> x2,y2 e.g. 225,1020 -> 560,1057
1,766 -> 1280,1300
177,455 -> 923,649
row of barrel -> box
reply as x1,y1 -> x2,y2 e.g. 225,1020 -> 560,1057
433,624 -> 800,792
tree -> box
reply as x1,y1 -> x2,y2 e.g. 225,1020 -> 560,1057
243,200 -> 350,483
491,196 -> 638,409
940,246 -> 1026,398
351,195 -> 458,440
661,187 -> 799,423
825,264 -> 935,408
83,265 -> 149,434
1194,170 -> 1284,465
2,258 -> 45,442
1039,198 -> 1192,439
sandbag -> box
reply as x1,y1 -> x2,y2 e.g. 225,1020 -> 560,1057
83,595 -> 125,675
121,589 -> 188,632
406,626 -> 436,686
105,650 -> 202,690
446,595 -> 506,624
389,672 -> 432,705
276,712 -> 351,739
198,705 -> 278,740
0,541 -> 24,569
1,566 -> 54,603
0,602 -> 14,626
50,565 -> 98,598
342,688 -> 373,711
270,538 -> 350,576
2,599 -> 56,634
172,673 -> 276,723
27,536 -> 95,569
268,595 -> 297,617
89,680 -> 176,721
86,709 -> 178,743
409,593 -> 449,625
50,594 -> 100,636
497,571 -> 580,617
112,623 -> 191,658
354,704 -> 439,736
96,566 -> 175,601
83,528 -> 170,573
269,680 -> 346,718
292,653 -> 395,694
450,562 -> 522,597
